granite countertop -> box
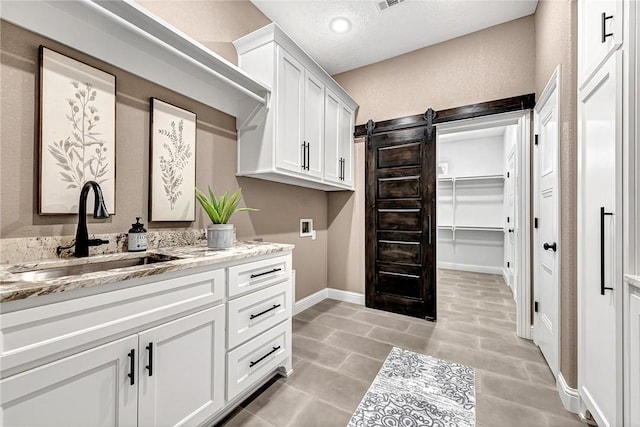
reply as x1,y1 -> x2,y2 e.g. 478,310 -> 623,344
626,274 -> 640,289
0,241 -> 294,303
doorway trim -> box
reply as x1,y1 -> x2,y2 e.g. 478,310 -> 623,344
436,110 -> 532,339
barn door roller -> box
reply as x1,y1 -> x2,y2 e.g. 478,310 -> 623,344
424,108 -> 436,139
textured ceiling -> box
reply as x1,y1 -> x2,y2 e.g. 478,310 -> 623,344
251,0 -> 538,75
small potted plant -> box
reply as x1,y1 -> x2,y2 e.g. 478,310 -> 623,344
195,186 -> 257,249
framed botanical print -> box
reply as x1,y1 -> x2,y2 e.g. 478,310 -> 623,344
39,46 -> 116,214
149,98 -> 196,222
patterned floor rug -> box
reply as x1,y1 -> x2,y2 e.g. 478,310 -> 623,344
347,347 -> 476,427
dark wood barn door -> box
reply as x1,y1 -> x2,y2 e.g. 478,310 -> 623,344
365,124 -> 437,319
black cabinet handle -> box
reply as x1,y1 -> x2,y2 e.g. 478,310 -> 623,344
301,142 -> 306,170
306,142 -> 310,170
601,12 -> 614,43
543,242 -> 557,252
250,304 -> 281,320
249,346 -> 281,368
145,342 -> 153,377
508,229 -> 514,233
600,207 -> 614,295
250,267 -> 282,279
428,214 -> 432,245
127,349 -> 135,386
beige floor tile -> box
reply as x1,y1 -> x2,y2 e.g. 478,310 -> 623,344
313,313 -> 373,335
292,318 -> 335,341
312,301 -> 359,318
352,310 -> 412,331
324,330 -> 394,361
292,336 -> 350,369
288,399 -> 353,427
544,412 -> 585,426
481,372 -> 571,416
524,361 -> 556,389
295,307 -> 324,322
477,395 -> 548,427
243,380 -> 311,426
406,323 -> 481,350
366,326 -> 439,354
437,342 -> 529,380
337,353 -> 384,383
480,337 -> 548,364
281,359 -> 370,413
216,408 -> 274,427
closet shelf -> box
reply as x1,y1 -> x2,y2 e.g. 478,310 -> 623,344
1,0 -> 271,120
438,225 -> 504,231
438,174 -> 505,182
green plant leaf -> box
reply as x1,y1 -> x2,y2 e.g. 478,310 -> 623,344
195,186 -> 257,224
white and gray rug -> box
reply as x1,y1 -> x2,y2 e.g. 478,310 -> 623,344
347,347 -> 476,427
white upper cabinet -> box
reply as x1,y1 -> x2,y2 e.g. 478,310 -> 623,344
234,23 -> 358,191
579,0 -> 624,87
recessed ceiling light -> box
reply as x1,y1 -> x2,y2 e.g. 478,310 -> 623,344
330,17 -> 351,33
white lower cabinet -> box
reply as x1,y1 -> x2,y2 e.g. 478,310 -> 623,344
0,252 -> 293,426
1,335 -> 139,427
137,305 -> 225,427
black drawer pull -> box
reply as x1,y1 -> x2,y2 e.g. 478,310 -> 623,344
127,349 -> 135,386
250,304 -> 281,320
146,342 -> 153,377
250,268 -> 282,279
249,346 -> 281,368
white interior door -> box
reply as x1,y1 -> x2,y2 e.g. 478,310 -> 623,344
533,66 -> 561,378
578,50 -> 622,427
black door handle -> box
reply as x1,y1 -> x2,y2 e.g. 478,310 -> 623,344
127,349 -> 135,386
543,242 -> 557,252
602,12 -> 614,43
145,342 -> 153,377
600,207 -> 614,295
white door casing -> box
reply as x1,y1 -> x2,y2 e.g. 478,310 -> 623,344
436,111 -> 531,339
533,65 -> 561,379
578,50 -> 623,427
505,148 -> 517,293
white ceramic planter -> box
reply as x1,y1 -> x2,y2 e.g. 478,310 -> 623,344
207,224 -> 234,249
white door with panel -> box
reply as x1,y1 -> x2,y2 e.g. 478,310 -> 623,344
303,71 -> 324,179
339,104 -> 354,187
579,0 -> 623,85
0,335 -> 138,427
324,89 -> 354,187
137,305 -> 225,427
578,51 -> 623,427
533,67 -> 560,379
275,48 -> 305,175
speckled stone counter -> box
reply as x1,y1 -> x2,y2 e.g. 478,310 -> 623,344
0,241 -> 294,303
626,274 -> 640,289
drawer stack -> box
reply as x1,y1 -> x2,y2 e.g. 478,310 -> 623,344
225,254 -> 293,401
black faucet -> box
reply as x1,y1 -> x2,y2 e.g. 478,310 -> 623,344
74,181 -> 110,257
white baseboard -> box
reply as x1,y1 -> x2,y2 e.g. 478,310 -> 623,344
293,288 -> 328,315
556,372 -> 581,414
439,262 -> 503,275
327,288 -> 365,305
294,288 -> 365,315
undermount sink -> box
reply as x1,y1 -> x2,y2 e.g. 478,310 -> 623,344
9,255 -> 178,282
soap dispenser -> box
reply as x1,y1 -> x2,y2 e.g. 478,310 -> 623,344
128,217 -> 148,252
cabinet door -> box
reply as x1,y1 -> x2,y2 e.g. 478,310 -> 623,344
1,335 -> 138,427
275,47 -> 305,175
578,51 -> 622,427
137,305 -> 225,427
323,88 -> 341,184
579,0 -> 623,86
304,71 -> 324,179
339,104 -> 355,188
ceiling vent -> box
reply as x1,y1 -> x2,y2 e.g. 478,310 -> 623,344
376,0 -> 405,12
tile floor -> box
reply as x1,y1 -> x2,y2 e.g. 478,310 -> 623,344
216,269 -> 584,427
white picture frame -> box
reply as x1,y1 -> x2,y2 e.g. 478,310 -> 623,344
149,98 -> 196,222
39,46 -> 116,214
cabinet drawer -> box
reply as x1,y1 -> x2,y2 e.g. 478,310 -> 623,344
227,281 -> 291,349
228,255 -> 291,298
226,320 -> 290,401
1,268 -> 225,376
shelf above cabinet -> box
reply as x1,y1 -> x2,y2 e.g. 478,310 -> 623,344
438,174 -> 505,182
1,0 -> 271,119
